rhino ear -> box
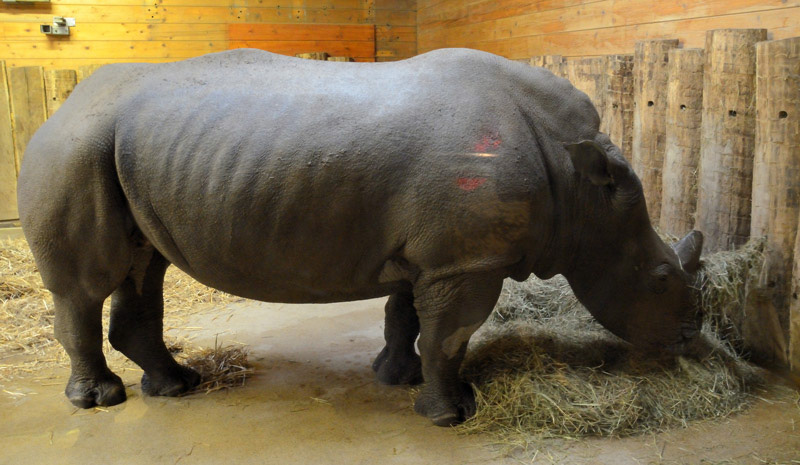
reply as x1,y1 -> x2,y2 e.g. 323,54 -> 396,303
673,230 -> 704,274
565,140 -> 613,186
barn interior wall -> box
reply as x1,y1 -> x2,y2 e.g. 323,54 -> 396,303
417,0 -> 800,59
0,0 -> 416,68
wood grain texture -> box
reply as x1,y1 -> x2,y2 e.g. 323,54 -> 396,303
0,1 -> 416,68
76,64 -> 105,82
7,66 -> 46,175
418,0 -> 800,61
600,54 -> 634,162
43,69 -> 78,118
747,37 -> 800,368
659,48 -> 704,237
542,55 -> 566,78
695,29 -> 767,252
295,52 -> 331,60
229,24 -> 376,61
0,62 -> 18,221
565,57 -> 605,117
631,39 -> 679,224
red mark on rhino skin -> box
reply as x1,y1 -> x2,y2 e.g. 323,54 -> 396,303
474,133 -> 502,152
457,177 -> 488,192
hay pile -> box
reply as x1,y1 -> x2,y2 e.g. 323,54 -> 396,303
168,338 -> 253,395
458,240 -> 766,442
0,238 -> 250,392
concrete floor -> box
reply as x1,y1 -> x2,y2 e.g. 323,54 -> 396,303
2,298 -> 799,464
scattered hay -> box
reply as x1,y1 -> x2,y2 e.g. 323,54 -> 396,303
167,338 -> 253,395
0,235 -> 776,440
459,324 -> 759,442
694,238 -> 765,354
0,238 -> 247,386
458,240 -> 767,443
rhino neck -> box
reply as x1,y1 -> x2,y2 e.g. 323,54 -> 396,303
525,140 -> 585,280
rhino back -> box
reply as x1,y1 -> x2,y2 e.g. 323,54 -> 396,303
56,49 -> 594,301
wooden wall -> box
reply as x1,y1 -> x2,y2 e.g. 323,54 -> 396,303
418,0 -> 800,59
0,0 -> 416,68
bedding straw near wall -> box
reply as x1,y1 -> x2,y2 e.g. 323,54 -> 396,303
458,240 -> 766,443
1,235 -> 769,440
0,238 -> 251,392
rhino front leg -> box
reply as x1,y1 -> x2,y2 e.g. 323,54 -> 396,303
108,249 -> 200,397
412,272 -> 503,426
372,291 -> 422,385
54,294 -> 127,408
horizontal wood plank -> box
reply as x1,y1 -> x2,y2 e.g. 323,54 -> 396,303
229,40 -> 375,58
228,24 -> 374,42
0,5 -> 378,24
0,23 -> 229,41
419,0 -> 800,52
8,0 -> 412,8
376,25 -> 416,43
420,6 -> 800,58
0,40 -> 225,59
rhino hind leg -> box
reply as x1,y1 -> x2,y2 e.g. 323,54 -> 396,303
372,291 -> 422,385
53,294 -> 127,408
108,247 -> 200,398
412,272 -> 503,426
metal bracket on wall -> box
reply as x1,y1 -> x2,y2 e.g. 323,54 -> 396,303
40,17 -> 75,36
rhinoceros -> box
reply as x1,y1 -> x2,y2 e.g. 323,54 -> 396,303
17,48 -> 703,426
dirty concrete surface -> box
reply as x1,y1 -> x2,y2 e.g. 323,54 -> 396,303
2,298 -> 799,464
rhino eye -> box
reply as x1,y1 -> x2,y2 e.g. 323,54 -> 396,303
648,264 -> 672,293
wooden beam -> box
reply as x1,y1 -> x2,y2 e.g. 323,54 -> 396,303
0,62 -> 18,221
749,37 -> 800,369
660,48 -> 704,237
8,66 -> 47,175
43,69 -> 77,118
695,29 -> 767,252
76,64 -> 105,82
565,57 -> 605,118
599,54 -> 634,162
631,39 -> 679,224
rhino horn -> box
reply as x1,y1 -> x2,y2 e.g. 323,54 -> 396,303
672,230 -> 703,274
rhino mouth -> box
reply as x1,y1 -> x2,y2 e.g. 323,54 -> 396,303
664,325 -> 701,355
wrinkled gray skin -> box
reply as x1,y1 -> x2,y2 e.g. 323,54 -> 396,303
18,48 -> 703,426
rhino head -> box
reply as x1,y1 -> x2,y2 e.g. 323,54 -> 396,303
561,137 -> 703,354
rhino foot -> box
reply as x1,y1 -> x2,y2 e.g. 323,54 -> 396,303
66,370 -> 127,408
413,382 -> 476,427
141,365 -> 201,397
372,346 -> 423,385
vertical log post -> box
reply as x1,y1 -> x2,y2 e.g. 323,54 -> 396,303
528,56 -> 545,67
632,39 -> 679,224
600,54 -> 634,162
8,66 -> 47,174
0,61 -> 17,221
750,37 -> 800,369
565,57 -> 606,119
695,29 -> 767,252
44,69 -> 78,118
295,52 -> 330,60
659,48 -> 704,237
542,55 -> 567,78
76,64 -> 104,83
